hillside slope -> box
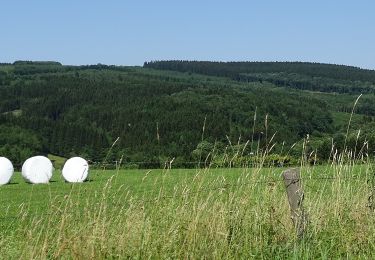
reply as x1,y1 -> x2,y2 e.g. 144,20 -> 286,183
0,61 -> 374,167
144,61 -> 375,94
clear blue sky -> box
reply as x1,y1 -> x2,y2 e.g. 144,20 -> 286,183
1,0 -> 374,69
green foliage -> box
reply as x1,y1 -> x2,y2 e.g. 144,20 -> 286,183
144,60 -> 375,83
192,140 -> 214,160
0,61 -> 374,165
0,125 -> 44,166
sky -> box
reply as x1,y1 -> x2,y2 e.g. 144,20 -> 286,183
1,0 -> 375,69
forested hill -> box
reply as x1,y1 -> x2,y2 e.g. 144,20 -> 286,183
0,61 -> 375,168
144,61 -> 375,94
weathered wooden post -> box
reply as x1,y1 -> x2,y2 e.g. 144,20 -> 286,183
282,168 -> 308,238
368,165 -> 375,211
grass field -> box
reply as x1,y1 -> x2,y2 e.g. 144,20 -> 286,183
1,164 -> 375,258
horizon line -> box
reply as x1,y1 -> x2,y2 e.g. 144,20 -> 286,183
1,59 -> 375,71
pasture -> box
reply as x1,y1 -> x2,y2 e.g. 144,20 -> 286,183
1,164 -> 374,258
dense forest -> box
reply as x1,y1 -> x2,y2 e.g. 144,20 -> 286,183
144,61 -> 375,95
1,61 -> 375,168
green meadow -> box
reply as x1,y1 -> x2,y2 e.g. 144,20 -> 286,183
1,164 -> 374,259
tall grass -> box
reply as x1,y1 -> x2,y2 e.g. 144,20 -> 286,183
1,157 -> 374,258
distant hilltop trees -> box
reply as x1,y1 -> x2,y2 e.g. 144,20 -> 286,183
13,60 -> 62,66
144,61 -> 375,85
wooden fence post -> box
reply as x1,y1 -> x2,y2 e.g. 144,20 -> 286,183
282,168 -> 308,238
368,165 -> 375,211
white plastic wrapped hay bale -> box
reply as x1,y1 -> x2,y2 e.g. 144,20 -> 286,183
22,156 -> 53,184
21,157 -> 33,182
0,157 -> 14,185
62,157 -> 89,183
